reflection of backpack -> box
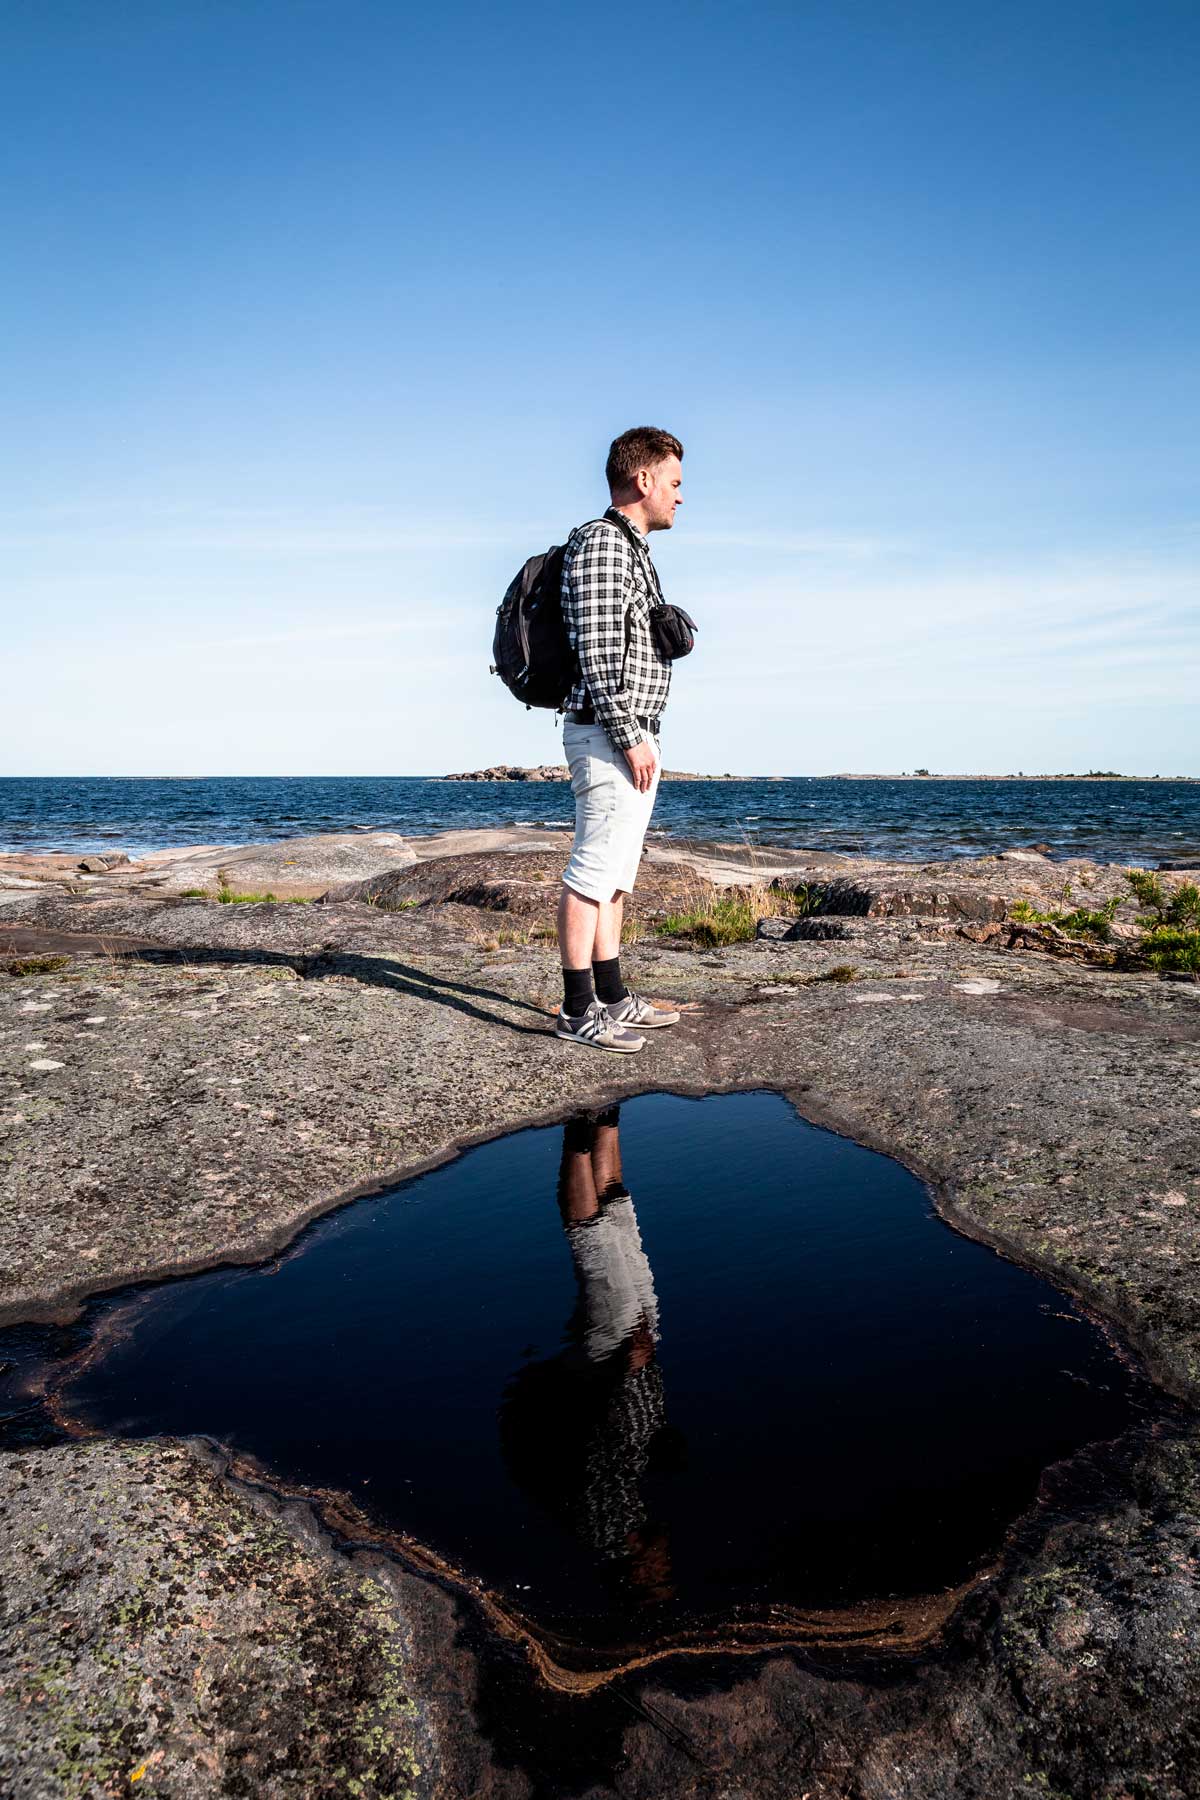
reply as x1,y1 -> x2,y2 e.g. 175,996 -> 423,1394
491,520 -> 605,710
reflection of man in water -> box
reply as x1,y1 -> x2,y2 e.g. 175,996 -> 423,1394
499,1106 -> 677,1603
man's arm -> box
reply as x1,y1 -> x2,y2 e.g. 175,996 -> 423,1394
563,524 -> 643,752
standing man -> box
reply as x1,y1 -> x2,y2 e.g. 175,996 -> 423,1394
555,427 -> 686,1052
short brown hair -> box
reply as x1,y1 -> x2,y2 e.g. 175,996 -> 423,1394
605,426 -> 683,494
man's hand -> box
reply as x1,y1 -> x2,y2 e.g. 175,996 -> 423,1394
624,739 -> 658,793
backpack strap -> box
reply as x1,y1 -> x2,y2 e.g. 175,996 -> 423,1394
603,508 -> 665,603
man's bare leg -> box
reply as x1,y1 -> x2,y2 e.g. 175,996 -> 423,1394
589,1116 -> 624,1195
558,1123 -> 599,1224
557,885 -> 624,978
593,891 -> 625,961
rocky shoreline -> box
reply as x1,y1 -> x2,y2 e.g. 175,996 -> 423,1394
2,828 -> 1199,1797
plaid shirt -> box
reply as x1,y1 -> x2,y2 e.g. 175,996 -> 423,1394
560,507 -> 672,750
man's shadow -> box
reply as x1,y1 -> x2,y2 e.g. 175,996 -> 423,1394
105,943 -> 554,1037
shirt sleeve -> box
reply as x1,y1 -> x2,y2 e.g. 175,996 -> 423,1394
562,523 -> 644,751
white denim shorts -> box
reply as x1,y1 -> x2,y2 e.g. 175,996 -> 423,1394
562,721 -> 662,902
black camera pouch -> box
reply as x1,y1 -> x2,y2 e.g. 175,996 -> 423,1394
649,603 -> 698,660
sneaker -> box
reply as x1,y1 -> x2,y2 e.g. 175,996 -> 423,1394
555,998 -> 646,1054
606,988 -> 681,1030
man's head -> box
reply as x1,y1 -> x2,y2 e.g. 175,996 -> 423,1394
606,426 -> 683,532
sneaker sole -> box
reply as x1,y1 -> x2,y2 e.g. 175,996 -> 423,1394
554,1025 -> 646,1053
610,1012 -> 680,1030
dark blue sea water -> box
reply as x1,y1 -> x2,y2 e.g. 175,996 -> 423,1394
30,1092 -> 1155,1646
2,774 -> 1197,865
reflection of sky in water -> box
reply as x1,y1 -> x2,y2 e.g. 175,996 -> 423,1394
51,1093 -> 1158,1646
2,774 -> 1198,863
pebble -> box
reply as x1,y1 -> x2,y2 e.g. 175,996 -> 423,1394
28,1059 -> 65,1072
955,979 -> 1002,996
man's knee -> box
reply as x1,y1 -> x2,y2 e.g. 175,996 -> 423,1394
560,882 -> 600,910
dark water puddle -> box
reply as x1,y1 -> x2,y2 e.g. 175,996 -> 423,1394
1,1092 -> 1162,1678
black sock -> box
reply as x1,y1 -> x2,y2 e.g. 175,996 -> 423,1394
562,966 -> 595,1016
592,955 -> 626,1005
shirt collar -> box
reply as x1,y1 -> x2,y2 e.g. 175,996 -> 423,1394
606,506 -> 649,552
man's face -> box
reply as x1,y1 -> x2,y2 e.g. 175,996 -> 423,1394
640,454 -> 683,530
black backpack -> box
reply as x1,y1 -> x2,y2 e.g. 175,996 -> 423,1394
490,518 -> 606,710
491,513 -> 697,710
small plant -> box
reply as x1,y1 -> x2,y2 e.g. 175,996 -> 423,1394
1008,897 -> 1120,941
1127,870 -> 1200,930
808,963 -> 859,984
179,887 -> 210,898
771,881 -> 821,916
1140,926 -> 1200,975
1125,870 -> 1200,975
4,954 -> 71,977
1126,869 -> 1167,916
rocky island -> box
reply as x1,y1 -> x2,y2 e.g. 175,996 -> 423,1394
444,763 -> 741,781
2,828 -> 1199,1798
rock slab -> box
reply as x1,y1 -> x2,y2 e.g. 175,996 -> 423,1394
0,1438 -> 430,1800
149,832 -> 418,899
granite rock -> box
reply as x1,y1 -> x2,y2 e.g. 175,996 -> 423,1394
0,1438 -> 433,1800
2,844 -> 1200,1796
770,876 -> 1009,922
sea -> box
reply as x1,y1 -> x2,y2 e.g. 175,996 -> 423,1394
2,775 -> 1198,866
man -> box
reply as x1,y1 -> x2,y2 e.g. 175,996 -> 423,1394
555,426 -> 686,1052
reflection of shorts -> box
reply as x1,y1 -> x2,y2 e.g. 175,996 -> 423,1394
562,722 -> 662,901
564,1195 -> 660,1362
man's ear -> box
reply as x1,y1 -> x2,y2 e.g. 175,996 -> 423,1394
636,466 -> 653,496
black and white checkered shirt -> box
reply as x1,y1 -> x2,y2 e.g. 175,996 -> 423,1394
560,507 -> 672,751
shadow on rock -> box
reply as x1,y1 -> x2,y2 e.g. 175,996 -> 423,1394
105,943 -> 555,1038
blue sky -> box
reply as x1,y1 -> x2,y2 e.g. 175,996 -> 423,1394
3,0 -> 1197,776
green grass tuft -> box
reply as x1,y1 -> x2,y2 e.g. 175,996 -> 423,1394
657,892 -> 765,947
4,954 -> 71,976
216,887 -> 312,905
